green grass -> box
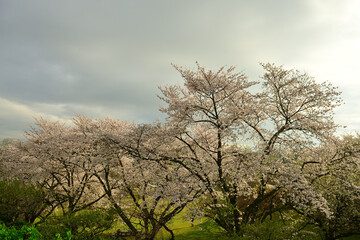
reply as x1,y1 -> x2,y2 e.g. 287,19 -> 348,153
152,211 -> 238,240
153,221 -> 236,240
344,236 -> 360,240
34,207 -> 360,240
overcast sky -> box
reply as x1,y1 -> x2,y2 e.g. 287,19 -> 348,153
1,0 -> 360,139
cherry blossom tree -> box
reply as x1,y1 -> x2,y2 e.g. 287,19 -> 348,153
1,118 -> 105,223
157,62 -> 342,234
1,116 -> 201,239
68,116 -> 201,240
299,135 -> 360,240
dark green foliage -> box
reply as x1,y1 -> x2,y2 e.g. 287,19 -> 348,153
239,216 -> 322,240
55,231 -> 73,240
0,179 -> 47,227
37,208 -> 116,240
0,222 -> 42,240
0,222 -> 73,240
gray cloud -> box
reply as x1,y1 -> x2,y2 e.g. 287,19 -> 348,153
1,0 -> 360,139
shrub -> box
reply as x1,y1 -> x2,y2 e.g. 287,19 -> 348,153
0,179 -> 47,227
37,208 -> 116,240
0,222 -> 42,240
239,211 -> 322,240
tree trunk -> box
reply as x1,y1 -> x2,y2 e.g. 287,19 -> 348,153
229,195 -> 240,233
143,226 -> 161,240
324,231 -> 336,240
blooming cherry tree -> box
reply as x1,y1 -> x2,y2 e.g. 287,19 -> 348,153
70,116 -> 202,240
1,118 -> 105,222
157,62 -> 342,234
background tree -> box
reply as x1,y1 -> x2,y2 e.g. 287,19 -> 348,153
300,135 -> 360,240
0,138 -> 19,179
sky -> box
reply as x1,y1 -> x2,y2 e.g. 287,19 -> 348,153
1,0 -> 360,140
